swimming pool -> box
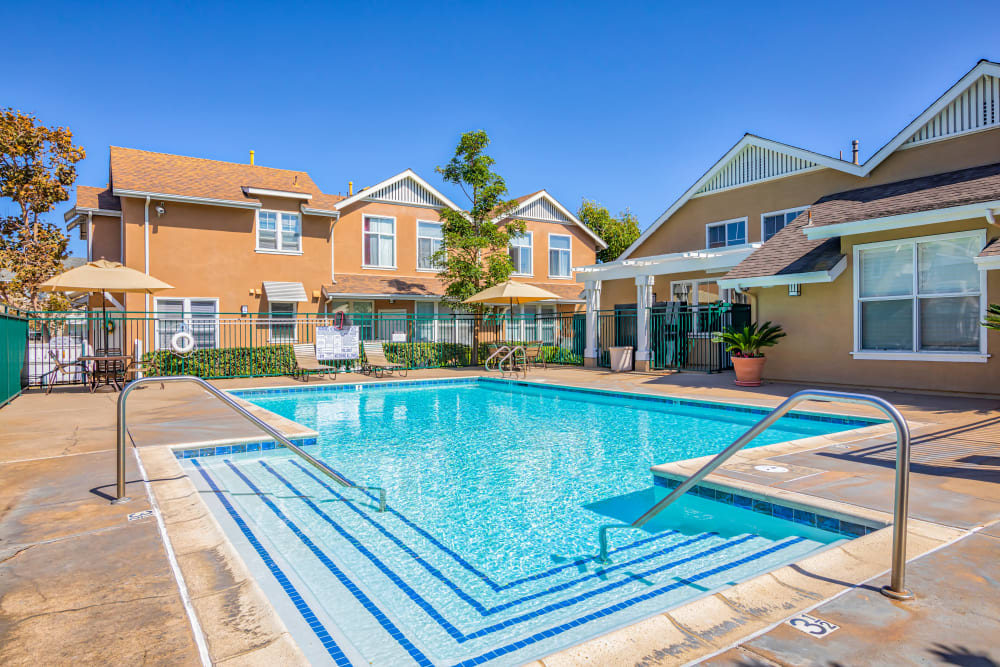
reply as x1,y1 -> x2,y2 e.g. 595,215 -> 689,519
182,378 -> 881,666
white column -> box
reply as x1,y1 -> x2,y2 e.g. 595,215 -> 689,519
584,280 -> 601,364
635,275 -> 654,365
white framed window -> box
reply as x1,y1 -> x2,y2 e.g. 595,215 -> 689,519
268,302 -> 297,343
761,206 -> 808,242
363,215 -> 396,268
256,210 -> 301,253
853,230 -> 987,362
510,231 -> 533,276
416,220 -> 444,271
548,234 -> 572,278
706,217 -> 747,249
154,297 -> 219,350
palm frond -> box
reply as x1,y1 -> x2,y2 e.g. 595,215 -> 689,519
984,303 -> 1000,331
712,321 -> 785,357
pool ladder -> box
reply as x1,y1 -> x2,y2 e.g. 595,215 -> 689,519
596,389 -> 914,601
484,345 -> 527,378
112,375 -> 387,512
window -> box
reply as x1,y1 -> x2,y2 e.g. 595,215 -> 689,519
855,231 -> 985,357
327,300 -> 374,339
257,211 -> 301,253
510,231 -> 533,275
706,218 -> 746,248
154,298 -> 218,350
417,221 -> 444,270
548,234 -> 572,278
762,207 -> 808,242
269,302 -> 297,342
363,215 -> 396,268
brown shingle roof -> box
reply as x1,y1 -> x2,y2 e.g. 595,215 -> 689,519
324,275 -> 584,301
808,161 -> 1000,227
109,146 -> 321,202
75,185 -> 120,211
980,238 -> 1000,258
724,162 -> 1000,281
306,192 -> 346,211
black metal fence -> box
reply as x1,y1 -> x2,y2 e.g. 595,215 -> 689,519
650,303 -> 751,372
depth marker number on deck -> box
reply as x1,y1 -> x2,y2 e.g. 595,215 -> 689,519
128,509 -> 155,522
786,613 -> 839,638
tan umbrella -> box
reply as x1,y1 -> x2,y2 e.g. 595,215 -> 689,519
40,259 -> 173,349
463,280 -> 561,308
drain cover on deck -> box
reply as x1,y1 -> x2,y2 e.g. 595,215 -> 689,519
786,613 -> 839,638
127,509 -> 155,522
754,464 -> 790,473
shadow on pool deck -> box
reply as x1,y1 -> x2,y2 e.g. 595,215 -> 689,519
0,366 -> 998,665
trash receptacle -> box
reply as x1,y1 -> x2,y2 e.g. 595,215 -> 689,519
608,346 -> 634,372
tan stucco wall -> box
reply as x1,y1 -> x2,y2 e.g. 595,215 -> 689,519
753,218 -> 999,396
89,215 -> 122,263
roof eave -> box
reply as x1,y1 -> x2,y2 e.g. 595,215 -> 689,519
718,256 -> 848,290
803,201 -> 1000,240
112,188 -> 261,210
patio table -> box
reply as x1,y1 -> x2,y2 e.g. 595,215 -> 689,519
78,354 -> 132,392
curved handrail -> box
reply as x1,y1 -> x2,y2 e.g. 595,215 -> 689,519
596,389 -> 913,600
485,345 -> 512,371
496,345 -> 527,377
113,376 -> 387,512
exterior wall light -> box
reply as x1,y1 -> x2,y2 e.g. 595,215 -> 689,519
788,283 -> 801,297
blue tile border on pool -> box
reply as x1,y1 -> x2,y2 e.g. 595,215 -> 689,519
227,376 -> 884,428
173,437 -> 318,460
653,475 -> 877,539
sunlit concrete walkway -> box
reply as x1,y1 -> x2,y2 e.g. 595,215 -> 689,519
0,367 -> 997,665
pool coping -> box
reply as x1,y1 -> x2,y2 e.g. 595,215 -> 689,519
137,376 -> 952,667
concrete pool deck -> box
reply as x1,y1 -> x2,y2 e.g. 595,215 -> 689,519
0,367 -> 997,665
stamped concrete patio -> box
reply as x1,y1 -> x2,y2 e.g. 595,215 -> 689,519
0,367 -> 997,666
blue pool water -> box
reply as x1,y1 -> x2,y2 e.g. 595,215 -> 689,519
185,378 -> 878,666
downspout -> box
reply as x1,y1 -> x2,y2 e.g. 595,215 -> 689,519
87,211 -> 93,261
986,208 -> 997,226
144,196 -> 151,350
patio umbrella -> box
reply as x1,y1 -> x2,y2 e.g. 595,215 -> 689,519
40,259 -> 173,350
464,280 -> 561,340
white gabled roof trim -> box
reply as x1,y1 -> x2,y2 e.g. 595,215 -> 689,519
500,191 -> 607,249
113,188 -> 262,210
333,169 -> 462,212
622,61 -> 1000,262
243,186 -> 312,200
620,135 -> 862,260
717,256 -> 847,290
802,201 -> 1000,240
300,205 -> 340,218
575,243 -> 760,282
64,207 -> 122,223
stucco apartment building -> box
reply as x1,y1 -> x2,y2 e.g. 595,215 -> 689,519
64,147 -> 605,349
577,60 -> 1000,396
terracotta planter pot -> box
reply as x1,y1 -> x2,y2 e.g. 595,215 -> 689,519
731,356 -> 766,387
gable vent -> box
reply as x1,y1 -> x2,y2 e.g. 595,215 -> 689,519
368,176 -> 446,208
904,74 -> 1000,147
695,145 -> 818,195
513,196 -> 570,223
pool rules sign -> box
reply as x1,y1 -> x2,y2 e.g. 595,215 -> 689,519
315,326 -> 360,360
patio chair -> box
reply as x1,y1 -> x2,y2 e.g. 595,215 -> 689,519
291,343 -> 337,382
40,350 -> 90,394
522,340 -> 545,369
361,342 -> 408,378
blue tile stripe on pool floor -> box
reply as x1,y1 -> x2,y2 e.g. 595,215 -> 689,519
268,459 -> 720,616
230,458 -> 791,644
216,460 -> 435,665
188,459 -> 354,667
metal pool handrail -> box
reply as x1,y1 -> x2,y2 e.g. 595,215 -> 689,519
113,375 -> 387,512
597,389 -> 914,601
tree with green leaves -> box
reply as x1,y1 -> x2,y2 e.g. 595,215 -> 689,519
577,198 -> 640,263
434,130 -> 525,363
0,108 -> 85,310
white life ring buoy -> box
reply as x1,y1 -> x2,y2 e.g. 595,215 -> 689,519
170,331 -> 195,355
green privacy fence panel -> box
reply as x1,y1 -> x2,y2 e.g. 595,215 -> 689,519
22,310 -> 586,385
649,303 -> 751,372
1,309 -> 28,407
596,309 -> 637,368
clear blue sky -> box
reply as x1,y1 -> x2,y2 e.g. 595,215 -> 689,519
5,0 -> 999,258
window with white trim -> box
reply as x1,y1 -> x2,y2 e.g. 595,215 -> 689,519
762,207 -> 808,242
363,215 -> 396,267
416,221 -> 444,270
268,302 -> 297,342
154,298 -> 218,350
706,218 -> 746,248
855,231 -> 984,355
257,211 -> 301,252
509,231 -> 533,275
548,234 -> 572,277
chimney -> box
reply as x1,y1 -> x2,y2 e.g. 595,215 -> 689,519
851,140 -> 859,165
348,181 -> 354,196
249,150 -> 255,166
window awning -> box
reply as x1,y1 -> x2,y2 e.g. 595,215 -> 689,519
263,281 -> 308,302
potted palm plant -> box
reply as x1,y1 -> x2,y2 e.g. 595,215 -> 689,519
713,321 -> 786,387
983,304 -> 1000,331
